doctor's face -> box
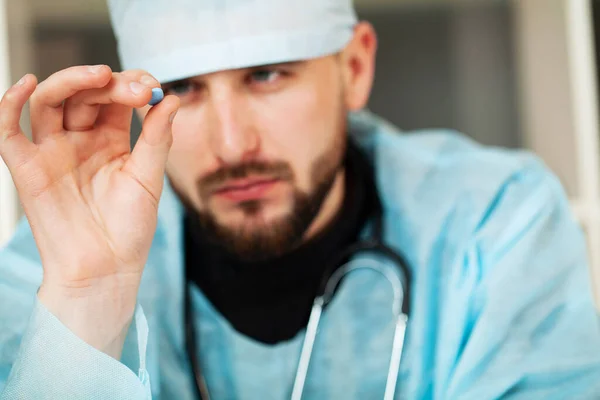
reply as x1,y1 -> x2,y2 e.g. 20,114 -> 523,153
141,23 -> 377,260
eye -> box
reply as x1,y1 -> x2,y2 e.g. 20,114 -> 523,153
163,80 -> 197,97
248,69 -> 282,84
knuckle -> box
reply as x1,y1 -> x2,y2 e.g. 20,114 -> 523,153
0,90 -> 13,107
124,69 -> 156,82
127,69 -> 149,76
72,64 -> 110,75
97,64 -> 113,74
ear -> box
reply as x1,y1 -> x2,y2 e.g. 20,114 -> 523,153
340,22 -> 378,111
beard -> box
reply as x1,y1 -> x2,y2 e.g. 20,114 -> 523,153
196,154 -> 343,261
191,130 -> 347,262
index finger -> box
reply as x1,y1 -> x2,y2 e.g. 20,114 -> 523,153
63,70 -> 158,132
29,65 -> 114,138
93,70 -> 161,132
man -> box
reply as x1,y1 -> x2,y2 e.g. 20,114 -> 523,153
0,0 -> 599,399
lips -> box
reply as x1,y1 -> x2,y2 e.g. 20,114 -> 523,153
213,178 -> 281,202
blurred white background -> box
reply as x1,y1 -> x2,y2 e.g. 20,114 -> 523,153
2,0 -> 600,304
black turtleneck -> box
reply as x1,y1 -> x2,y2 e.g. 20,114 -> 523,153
184,141 -> 376,344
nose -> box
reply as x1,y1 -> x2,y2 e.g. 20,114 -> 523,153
207,91 -> 260,165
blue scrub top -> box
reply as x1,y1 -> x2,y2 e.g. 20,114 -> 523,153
2,110 -> 600,399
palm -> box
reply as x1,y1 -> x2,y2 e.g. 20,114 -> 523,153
0,67 -> 178,290
21,125 -> 158,283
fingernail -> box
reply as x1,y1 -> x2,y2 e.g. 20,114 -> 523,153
88,65 -> 104,74
140,75 -> 156,86
169,110 -> 178,124
129,81 -> 146,95
15,75 -> 27,86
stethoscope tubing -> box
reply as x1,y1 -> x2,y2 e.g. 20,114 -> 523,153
291,259 -> 410,400
185,208 -> 412,400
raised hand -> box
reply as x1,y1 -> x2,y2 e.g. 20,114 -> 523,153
0,66 -> 180,358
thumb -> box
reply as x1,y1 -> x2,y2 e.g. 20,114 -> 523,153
122,95 -> 180,200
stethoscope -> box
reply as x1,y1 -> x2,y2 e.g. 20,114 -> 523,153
184,201 -> 412,400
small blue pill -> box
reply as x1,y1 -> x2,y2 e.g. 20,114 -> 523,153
148,88 -> 164,106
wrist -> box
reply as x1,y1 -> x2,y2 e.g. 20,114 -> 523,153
38,274 -> 141,359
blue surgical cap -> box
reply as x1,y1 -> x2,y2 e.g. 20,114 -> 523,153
108,0 -> 358,83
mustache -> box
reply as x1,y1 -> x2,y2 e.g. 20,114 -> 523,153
199,161 -> 294,197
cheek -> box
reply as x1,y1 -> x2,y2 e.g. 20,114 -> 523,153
165,112 -> 214,207
253,82 -> 343,190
